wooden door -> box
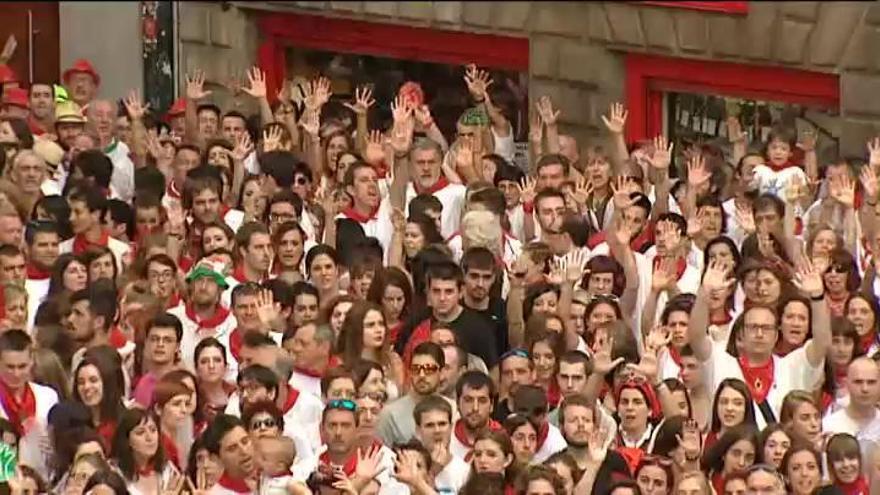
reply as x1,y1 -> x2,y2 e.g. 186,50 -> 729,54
0,2 -> 59,86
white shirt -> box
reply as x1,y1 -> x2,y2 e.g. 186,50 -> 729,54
59,235 -> 130,273
225,386 -> 323,455
106,139 -> 135,203
405,181 -> 466,240
0,382 -> 59,479
533,423 -> 567,463
335,196 -> 394,263
24,277 -> 50,334
167,303 -> 237,370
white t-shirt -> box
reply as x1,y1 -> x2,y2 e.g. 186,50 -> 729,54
404,182 -> 466,240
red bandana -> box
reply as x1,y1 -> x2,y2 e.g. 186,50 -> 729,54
453,418 -> 502,461
668,345 -> 683,368
294,356 -> 340,378
415,176 -> 450,195
231,264 -> 264,284
737,355 -> 775,403
185,303 -> 231,332
26,263 -> 51,280
229,328 -> 243,363
280,385 -> 300,414
652,256 -> 687,281
166,180 -> 182,199
837,476 -> 869,495
0,381 -> 35,434
859,330 -> 876,355
165,292 -> 181,310
217,472 -> 253,494
341,205 -> 379,223
72,230 -> 110,254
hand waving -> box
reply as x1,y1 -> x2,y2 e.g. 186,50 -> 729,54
464,63 -> 494,101
343,85 -> 375,116
185,69 -> 212,100
793,257 -> 825,299
122,90 -> 150,121
601,102 -> 627,135
536,95 -> 560,127
650,135 -> 673,171
242,66 -> 267,99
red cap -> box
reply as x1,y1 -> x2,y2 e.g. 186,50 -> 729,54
62,58 -> 101,86
0,64 -> 17,85
1,87 -> 28,109
165,97 -> 186,122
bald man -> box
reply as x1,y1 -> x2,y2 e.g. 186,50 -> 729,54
823,357 -> 880,439
89,99 -> 134,202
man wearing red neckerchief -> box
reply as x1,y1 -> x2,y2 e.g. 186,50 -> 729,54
337,161 -> 395,259
405,139 -> 466,240
512,384 -> 567,462
184,173 -> 244,253
24,221 -> 59,329
450,371 -> 501,461
287,322 -> 334,398
170,257 -> 235,371
163,144 -> 201,207
0,330 -> 59,478
204,415 -> 258,495
409,396 -> 470,494
317,400 -> 391,493
224,223 -> 273,304
60,185 -> 129,272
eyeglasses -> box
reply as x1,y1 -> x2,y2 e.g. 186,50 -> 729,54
501,348 -> 530,361
357,391 -> 387,403
744,324 -> 776,336
827,263 -> 850,274
250,418 -> 277,430
327,399 -> 357,412
148,270 -> 174,281
269,212 -> 296,223
410,364 -> 440,376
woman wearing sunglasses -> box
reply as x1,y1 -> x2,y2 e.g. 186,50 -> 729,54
242,400 -> 284,439
822,249 -> 860,317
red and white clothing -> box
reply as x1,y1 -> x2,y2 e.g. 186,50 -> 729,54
703,341 -> 823,429
450,419 -> 503,461
208,473 -> 256,495
168,303 -> 237,369
0,381 -> 59,478
532,422 -> 567,463
225,384 -> 323,454
288,356 -> 340,398
335,196 -> 394,262
59,231 -> 130,273
216,328 -> 283,382
405,180 -> 466,240
25,264 -> 52,333
221,266 -> 273,308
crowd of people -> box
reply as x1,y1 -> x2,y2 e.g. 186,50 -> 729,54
0,51 -> 877,495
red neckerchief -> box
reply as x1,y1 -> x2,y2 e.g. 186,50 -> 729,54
388,322 -> 403,346
229,328 -> 243,363
402,319 -> 432,369
837,476 -> 869,495
136,463 -> 156,478
280,385 -> 299,414
318,447 -> 360,477
341,205 -> 379,223
72,230 -> 110,254
293,356 -> 340,379
165,292 -> 181,309
217,472 -> 253,494
737,355 -> 774,403
630,223 -> 655,253
97,419 -> 116,449
765,157 -> 800,172
185,303 -> 231,331
667,345 -> 683,368
453,419 -> 502,451
546,381 -> 561,408
231,264 -> 264,284
162,433 -> 181,468
859,330 -> 877,355
711,472 -> 725,495
26,263 -> 51,280
504,486 -> 516,495
535,421 -> 550,452
415,176 -> 449,195
166,180 -> 181,199
704,430 -> 718,450
710,312 -> 733,326
616,446 -> 646,474
108,327 -> 129,349
652,256 -> 686,281
0,381 -> 36,434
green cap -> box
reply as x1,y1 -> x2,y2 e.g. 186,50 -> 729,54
186,263 -> 229,289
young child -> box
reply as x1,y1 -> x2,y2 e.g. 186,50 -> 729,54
257,436 -> 311,495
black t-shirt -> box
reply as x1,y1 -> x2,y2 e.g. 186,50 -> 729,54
445,307 -> 500,369
464,297 -> 509,355
492,397 -> 513,423
569,449 -> 631,495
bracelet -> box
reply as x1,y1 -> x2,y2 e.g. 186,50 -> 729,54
810,292 -> 825,301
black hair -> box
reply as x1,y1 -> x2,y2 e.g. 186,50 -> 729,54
111,408 -> 166,480
412,342 -> 445,368
237,364 -> 279,399
71,150 -> 113,189
259,151 -> 297,189
104,199 -> 135,240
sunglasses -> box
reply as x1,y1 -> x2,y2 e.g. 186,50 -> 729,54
357,391 -> 388,403
250,418 -> 277,430
327,399 -> 357,412
410,364 -> 440,376
295,176 -> 309,186
827,263 -> 850,274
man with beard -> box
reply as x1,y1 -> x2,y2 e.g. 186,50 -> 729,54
558,394 -> 630,495
336,161 -> 395,256
185,172 -> 245,247
534,188 -> 573,257
405,139 -> 466,240
220,284 -> 282,381
24,221 -> 59,329
449,371 -> 502,460
550,351 -> 619,436
28,83 -> 54,136
461,247 -> 508,353
492,349 -> 534,422
64,283 -> 117,367
376,342 -> 454,446
224,223 -> 273,304
169,257 -> 235,369
204,414 -> 259,495
316,399 -> 392,493
53,100 -> 87,151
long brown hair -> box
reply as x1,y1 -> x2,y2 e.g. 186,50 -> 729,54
337,301 -> 393,369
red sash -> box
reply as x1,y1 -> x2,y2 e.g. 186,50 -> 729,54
737,355 -> 775,403
185,303 -> 231,331
216,472 -> 252,494
0,381 -> 36,434
26,263 -> 51,280
72,230 -> 110,254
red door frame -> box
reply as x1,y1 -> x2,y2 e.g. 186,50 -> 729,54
624,53 -> 840,144
257,12 -> 529,104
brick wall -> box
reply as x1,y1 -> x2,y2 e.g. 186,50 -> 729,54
180,1 -> 880,156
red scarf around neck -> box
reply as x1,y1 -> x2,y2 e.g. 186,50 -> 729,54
652,256 -> 687,281
165,292 -> 181,310
737,355 -> 775,403
415,176 -> 450,195
837,475 -> 869,495
231,264 -> 264,284
280,385 -> 300,414
0,381 -> 35,434
293,356 -> 340,379
229,328 -> 244,363
453,418 -> 502,452
185,303 -> 231,331
72,230 -> 110,254
217,472 -> 253,494
26,263 -> 51,280
341,204 -> 379,223
858,330 -> 876,355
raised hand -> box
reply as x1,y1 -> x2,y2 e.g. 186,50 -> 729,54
261,125 -> 283,153
612,216 -> 634,248
687,209 -> 705,238
687,154 -> 711,188
518,176 -> 537,206
869,137 -> 880,166
587,427 -> 609,465
830,174 -> 856,208
727,116 -> 746,144
185,69 -> 212,100
676,419 -> 703,464
242,66 -> 267,99
355,444 -> 385,482
529,111 -> 543,144
735,202 -> 756,234
331,474 -> 358,495
276,80 -> 292,104
122,90 -> 150,121
364,129 -> 385,165
650,135 -> 673,171
645,325 -> 672,355
861,164 -> 879,201
304,77 -> 332,110
256,288 -> 281,328
391,95 -> 414,126
298,108 -> 320,137
464,63 -> 494,101
343,85 -> 375,116
797,127 -> 817,153
414,104 -> 434,129
571,177 -> 594,207
391,207 -> 406,233
610,176 -> 637,210
455,136 -> 475,173
231,131 -> 254,162
389,117 -> 414,156
651,257 -> 676,292
793,257 -> 825,298
591,331 -> 624,376
702,259 -> 736,293
545,258 -> 565,286
601,102 -> 628,135
536,95 -> 560,127
564,249 -> 587,284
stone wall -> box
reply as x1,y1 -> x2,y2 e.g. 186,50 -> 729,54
179,1 -> 880,156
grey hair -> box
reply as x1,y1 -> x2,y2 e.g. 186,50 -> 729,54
313,323 -> 335,345
409,138 -> 442,160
